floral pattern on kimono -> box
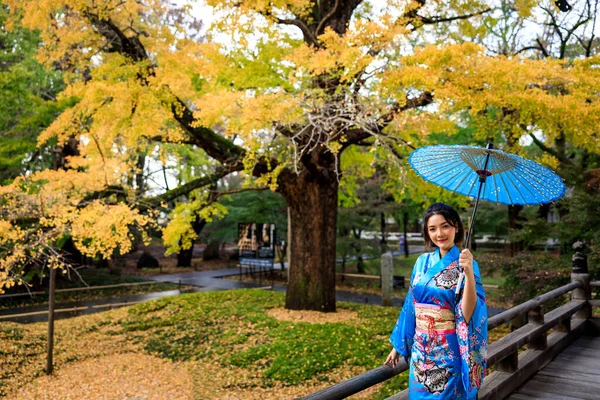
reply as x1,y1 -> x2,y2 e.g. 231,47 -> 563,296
390,245 -> 487,399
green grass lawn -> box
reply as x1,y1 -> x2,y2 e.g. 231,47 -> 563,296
1,290 -> 411,398
0,289 -> 511,398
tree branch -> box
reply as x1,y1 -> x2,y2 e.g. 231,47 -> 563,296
536,38 -> 550,57
83,11 -> 149,62
165,92 -> 246,166
273,16 -> 320,48
81,11 -> 246,166
78,185 -> 127,205
138,165 -> 241,209
416,8 -> 493,25
528,132 -> 572,165
315,0 -> 341,36
211,186 -> 270,199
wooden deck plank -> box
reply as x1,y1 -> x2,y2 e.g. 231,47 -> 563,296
536,369 -> 600,384
515,386 -> 586,400
530,374 -> 600,391
567,337 -> 600,349
553,353 -> 600,369
506,336 -> 600,399
514,380 -> 597,400
560,346 -> 600,360
517,386 -> 587,400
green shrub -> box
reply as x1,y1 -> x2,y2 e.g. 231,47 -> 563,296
477,252 -> 571,311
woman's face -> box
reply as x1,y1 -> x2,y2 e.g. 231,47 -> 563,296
427,214 -> 457,253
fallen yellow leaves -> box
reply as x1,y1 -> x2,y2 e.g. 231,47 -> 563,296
267,307 -> 358,324
13,353 -> 193,400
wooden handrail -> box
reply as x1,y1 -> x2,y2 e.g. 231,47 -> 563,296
488,280 -> 582,329
299,277 -> 588,399
299,361 -> 408,400
486,299 -> 585,365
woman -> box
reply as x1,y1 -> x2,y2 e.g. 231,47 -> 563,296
384,202 -> 487,399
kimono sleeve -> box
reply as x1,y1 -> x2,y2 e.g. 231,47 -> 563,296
455,259 -> 488,397
389,255 -> 422,363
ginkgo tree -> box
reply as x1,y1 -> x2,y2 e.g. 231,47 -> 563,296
2,0 -> 599,312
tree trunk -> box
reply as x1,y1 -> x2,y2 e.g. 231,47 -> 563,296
508,204 -> 525,256
280,174 -> 338,312
176,218 -> 207,267
135,154 -> 146,196
380,212 -> 387,253
356,254 -> 365,274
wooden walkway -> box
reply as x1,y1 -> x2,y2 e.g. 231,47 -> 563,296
507,335 -> 600,400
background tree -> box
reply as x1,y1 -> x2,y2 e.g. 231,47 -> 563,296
3,0 -> 599,313
0,5 -> 71,183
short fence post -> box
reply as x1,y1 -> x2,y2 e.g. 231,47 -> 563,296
527,305 -> 547,350
495,351 -> 518,373
381,252 -> 393,307
571,240 -> 591,321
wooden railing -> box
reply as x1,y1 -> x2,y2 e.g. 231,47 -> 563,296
300,242 -> 598,400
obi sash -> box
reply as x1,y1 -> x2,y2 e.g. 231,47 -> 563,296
415,303 -> 455,335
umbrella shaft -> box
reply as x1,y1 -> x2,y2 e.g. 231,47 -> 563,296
465,180 -> 484,250
465,147 -> 492,250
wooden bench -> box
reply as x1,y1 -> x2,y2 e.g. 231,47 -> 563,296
238,257 -> 275,283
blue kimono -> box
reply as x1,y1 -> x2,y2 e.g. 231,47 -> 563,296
390,245 -> 487,399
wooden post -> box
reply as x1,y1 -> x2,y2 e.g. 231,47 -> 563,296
381,252 -> 393,307
527,305 -> 547,350
46,266 -> 56,375
494,351 -> 518,373
571,241 -> 591,320
403,212 -> 409,258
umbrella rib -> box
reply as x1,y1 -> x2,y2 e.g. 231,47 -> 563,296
450,168 -> 475,193
506,170 -> 528,205
492,173 -> 500,204
436,164 -> 472,189
511,164 -> 551,203
414,158 -> 462,173
465,171 -> 479,198
497,172 -> 514,205
413,154 -> 464,168
508,167 -> 540,204
421,159 -> 467,181
519,160 -> 558,195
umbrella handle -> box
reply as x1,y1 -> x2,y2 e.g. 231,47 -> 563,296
455,271 -> 464,296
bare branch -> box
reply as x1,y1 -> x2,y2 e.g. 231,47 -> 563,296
415,8 -> 494,25
536,38 -> 550,57
515,45 -> 546,56
138,164 -> 241,209
211,186 -> 270,198
528,132 -> 573,165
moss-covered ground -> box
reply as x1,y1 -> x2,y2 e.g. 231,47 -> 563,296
0,289 -> 510,399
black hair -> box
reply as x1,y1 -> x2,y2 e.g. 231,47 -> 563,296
422,202 -> 465,249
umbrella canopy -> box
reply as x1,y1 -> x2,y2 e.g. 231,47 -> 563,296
408,144 -> 566,206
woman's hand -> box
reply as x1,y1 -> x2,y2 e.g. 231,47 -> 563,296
384,348 -> 401,367
459,249 -> 474,278
459,248 -> 477,323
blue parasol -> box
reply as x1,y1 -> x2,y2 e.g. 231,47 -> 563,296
408,142 -> 567,295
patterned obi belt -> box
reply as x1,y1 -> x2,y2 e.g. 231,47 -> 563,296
415,303 -> 455,335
